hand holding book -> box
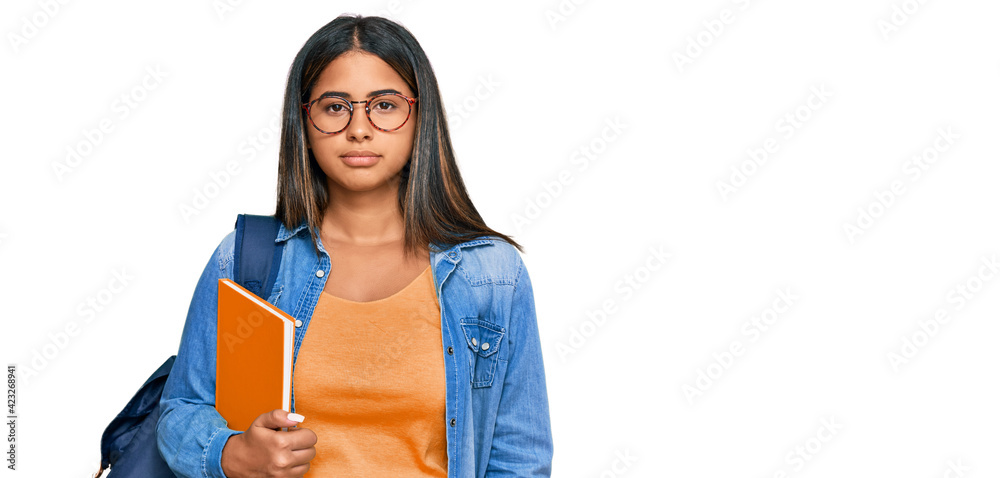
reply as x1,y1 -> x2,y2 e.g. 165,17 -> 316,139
220,409 -> 317,477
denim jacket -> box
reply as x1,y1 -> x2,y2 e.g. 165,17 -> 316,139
156,217 -> 553,477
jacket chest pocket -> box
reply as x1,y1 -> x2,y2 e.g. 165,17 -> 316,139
460,318 -> 505,388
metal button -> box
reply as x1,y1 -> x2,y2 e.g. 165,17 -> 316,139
315,270 -> 324,278
471,337 -> 477,347
295,319 -> 303,327
481,342 -> 489,351
447,346 -> 453,355
449,418 -> 456,427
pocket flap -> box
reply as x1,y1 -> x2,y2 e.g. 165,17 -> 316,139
460,319 -> 505,358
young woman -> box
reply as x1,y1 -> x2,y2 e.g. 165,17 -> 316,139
156,14 -> 553,478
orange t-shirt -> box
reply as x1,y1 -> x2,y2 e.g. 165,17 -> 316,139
293,264 -> 448,477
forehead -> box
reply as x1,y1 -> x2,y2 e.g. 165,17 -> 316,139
311,51 -> 413,98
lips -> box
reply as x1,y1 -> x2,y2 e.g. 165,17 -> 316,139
341,150 -> 380,158
340,150 -> 381,167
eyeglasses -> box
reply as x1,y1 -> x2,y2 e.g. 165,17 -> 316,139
301,93 -> 418,135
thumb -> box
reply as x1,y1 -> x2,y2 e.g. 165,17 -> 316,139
253,409 -> 305,430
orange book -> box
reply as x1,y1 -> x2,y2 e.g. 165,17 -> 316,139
216,278 -> 296,432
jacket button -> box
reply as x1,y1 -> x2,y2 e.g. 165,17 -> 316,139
447,346 -> 453,355
315,270 -> 324,278
449,418 -> 456,427
295,319 -> 303,327
471,337 -> 477,347
481,342 -> 489,351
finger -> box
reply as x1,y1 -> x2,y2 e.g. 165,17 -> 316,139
289,445 -> 317,464
285,428 -> 319,448
287,461 -> 311,477
254,409 -> 305,430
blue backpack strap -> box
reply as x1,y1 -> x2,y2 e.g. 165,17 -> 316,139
233,214 -> 284,299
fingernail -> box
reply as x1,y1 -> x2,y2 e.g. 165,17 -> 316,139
288,413 -> 305,423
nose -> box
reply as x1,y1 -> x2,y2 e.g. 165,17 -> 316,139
346,104 -> 374,142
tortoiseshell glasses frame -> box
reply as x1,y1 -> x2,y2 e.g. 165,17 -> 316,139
301,92 -> 418,135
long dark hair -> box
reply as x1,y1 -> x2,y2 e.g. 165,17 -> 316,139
274,14 -> 523,259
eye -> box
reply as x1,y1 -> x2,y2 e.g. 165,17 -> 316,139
372,100 -> 395,111
315,97 -> 350,116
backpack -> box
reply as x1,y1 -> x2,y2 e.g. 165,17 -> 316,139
94,214 -> 286,478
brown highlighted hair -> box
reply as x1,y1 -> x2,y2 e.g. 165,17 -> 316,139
274,14 -> 523,258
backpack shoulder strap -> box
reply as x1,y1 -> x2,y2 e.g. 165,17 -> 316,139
232,214 -> 285,299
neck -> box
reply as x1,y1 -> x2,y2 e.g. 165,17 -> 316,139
322,180 -> 404,247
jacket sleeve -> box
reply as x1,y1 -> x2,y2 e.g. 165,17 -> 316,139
485,256 -> 554,477
156,230 -> 243,478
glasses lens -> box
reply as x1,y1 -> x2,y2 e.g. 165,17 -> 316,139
309,97 -> 351,133
368,94 -> 411,131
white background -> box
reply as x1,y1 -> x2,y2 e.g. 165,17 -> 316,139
3,0 -> 999,476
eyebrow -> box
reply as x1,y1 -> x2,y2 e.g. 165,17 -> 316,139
318,88 -> 403,99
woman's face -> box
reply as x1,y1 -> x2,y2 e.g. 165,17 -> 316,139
304,51 -> 417,196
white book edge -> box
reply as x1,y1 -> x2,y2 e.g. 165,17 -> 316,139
283,320 -> 293,412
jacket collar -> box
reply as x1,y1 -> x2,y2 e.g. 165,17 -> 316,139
275,217 -> 309,243
275,216 -> 494,264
